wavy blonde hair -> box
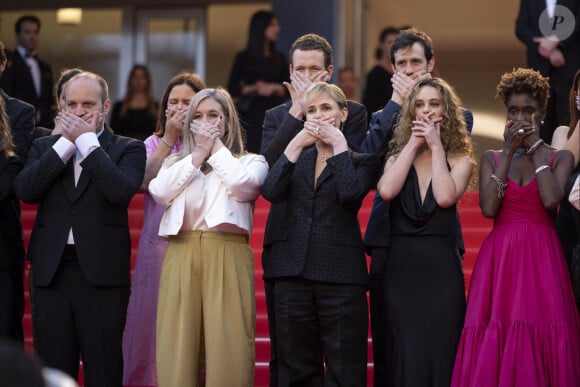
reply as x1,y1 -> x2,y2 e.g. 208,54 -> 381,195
388,78 -> 474,164
166,88 -> 245,168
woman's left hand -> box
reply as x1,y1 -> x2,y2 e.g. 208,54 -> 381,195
304,118 -> 346,150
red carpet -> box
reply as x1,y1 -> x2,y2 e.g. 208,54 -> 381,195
21,190 -> 492,386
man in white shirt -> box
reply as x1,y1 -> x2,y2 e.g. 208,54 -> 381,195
14,72 -> 145,387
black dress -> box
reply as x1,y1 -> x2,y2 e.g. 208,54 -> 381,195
109,102 -> 158,141
227,50 -> 288,153
385,165 -> 465,387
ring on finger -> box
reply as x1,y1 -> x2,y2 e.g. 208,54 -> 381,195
517,128 -> 525,134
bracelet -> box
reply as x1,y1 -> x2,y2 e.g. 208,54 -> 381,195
160,137 -> 174,148
535,164 -> 550,175
525,139 -> 544,154
490,174 -> 508,199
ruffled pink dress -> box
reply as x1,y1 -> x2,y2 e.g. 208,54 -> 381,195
452,153 -> 580,387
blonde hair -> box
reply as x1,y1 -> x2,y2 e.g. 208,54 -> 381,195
0,97 -> 14,157
166,88 -> 245,167
303,82 -> 348,130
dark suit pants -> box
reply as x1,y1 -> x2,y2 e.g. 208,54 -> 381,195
33,248 -> 129,387
369,247 -> 388,387
275,279 -> 368,387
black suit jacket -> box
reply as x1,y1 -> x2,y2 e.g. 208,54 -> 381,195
0,49 -> 54,128
0,155 -> 24,272
261,149 -> 379,286
361,100 -> 474,252
13,127 -> 146,287
516,0 -> 579,77
259,100 -> 369,270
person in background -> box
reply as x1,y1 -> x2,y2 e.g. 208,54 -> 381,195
260,33 -> 368,387
377,77 -> 474,386
515,0 -> 580,143
228,10 -> 288,153
362,26 -> 399,118
452,67 -> 580,387
552,69 -> 580,312
0,15 -> 54,128
261,82 -> 379,386
110,64 -> 158,141
150,88 -> 268,387
13,72 -> 146,387
338,66 -> 360,102
122,72 -> 205,387
0,39 -> 34,346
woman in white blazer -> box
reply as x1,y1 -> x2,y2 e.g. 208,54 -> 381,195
149,87 -> 268,387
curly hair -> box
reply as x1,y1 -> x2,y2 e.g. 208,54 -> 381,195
388,78 -> 474,165
496,67 -> 550,112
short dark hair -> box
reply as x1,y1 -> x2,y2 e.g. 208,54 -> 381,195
375,26 -> 400,60
390,28 -> 434,65
289,33 -> 333,69
496,67 -> 550,113
15,15 -> 41,34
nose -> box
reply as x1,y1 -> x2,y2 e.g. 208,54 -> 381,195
403,63 -> 414,75
73,106 -> 86,116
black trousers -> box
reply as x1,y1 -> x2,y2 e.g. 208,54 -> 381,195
368,247 -> 388,387
33,246 -> 129,387
0,243 -> 25,343
275,278 -> 368,387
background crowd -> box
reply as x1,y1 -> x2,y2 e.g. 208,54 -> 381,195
0,2 -> 579,386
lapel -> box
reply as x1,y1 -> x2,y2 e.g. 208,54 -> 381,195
72,127 -> 113,201
297,148 -> 334,191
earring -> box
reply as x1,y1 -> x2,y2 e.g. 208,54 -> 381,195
540,120 -> 544,125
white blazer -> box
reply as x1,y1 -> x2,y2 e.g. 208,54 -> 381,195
149,147 -> 268,236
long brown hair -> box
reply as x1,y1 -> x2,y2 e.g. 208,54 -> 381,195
0,97 -> 15,158
568,69 -> 580,139
120,65 -> 157,117
153,72 -> 206,137
389,78 -> 474,164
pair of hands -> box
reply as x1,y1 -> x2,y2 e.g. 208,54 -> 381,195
408,112 -> 443,151
53,111 -> 102,142
391,70 -> 432,105
503,115 -> 540,154
161,105 -> 188,146
534,36 -> 565,67
190,116 -> 224,157
252,80 -> 285,97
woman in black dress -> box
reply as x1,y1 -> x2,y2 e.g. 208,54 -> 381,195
377,78 -> 475,386
227,10 -> 288,153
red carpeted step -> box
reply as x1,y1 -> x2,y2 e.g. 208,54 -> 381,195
20,190 -> 491,387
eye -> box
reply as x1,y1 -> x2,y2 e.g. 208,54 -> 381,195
193,114 -> 202,120
306,107 -> 315,114
525,107 -> 534,114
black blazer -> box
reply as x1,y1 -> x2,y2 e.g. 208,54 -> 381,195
13,127 -> 146,287
261,149 -> 380,286
0,49 -> 54,128
261,100 -> 367,167
0,155 -> 24,272
515,0 -> 579,76
1,89 -> 35,161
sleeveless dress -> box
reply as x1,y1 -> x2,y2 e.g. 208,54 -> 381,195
385,165 -> 466,387
451,152 -> 580,387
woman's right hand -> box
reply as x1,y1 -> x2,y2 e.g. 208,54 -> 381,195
164,106 -> 187,145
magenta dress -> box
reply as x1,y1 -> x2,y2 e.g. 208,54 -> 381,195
452,153 -> 580,387
122,135 -> 180,387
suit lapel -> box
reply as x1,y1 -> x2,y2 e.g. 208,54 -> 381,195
73,127 -> 113,201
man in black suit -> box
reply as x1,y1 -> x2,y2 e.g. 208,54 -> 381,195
0,15 -> 54,128
260,33 -> 368,386
14,72 -> 146,386
360,28 -> 474,387
516,0 -> 580,143
0,40 -> 35,345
